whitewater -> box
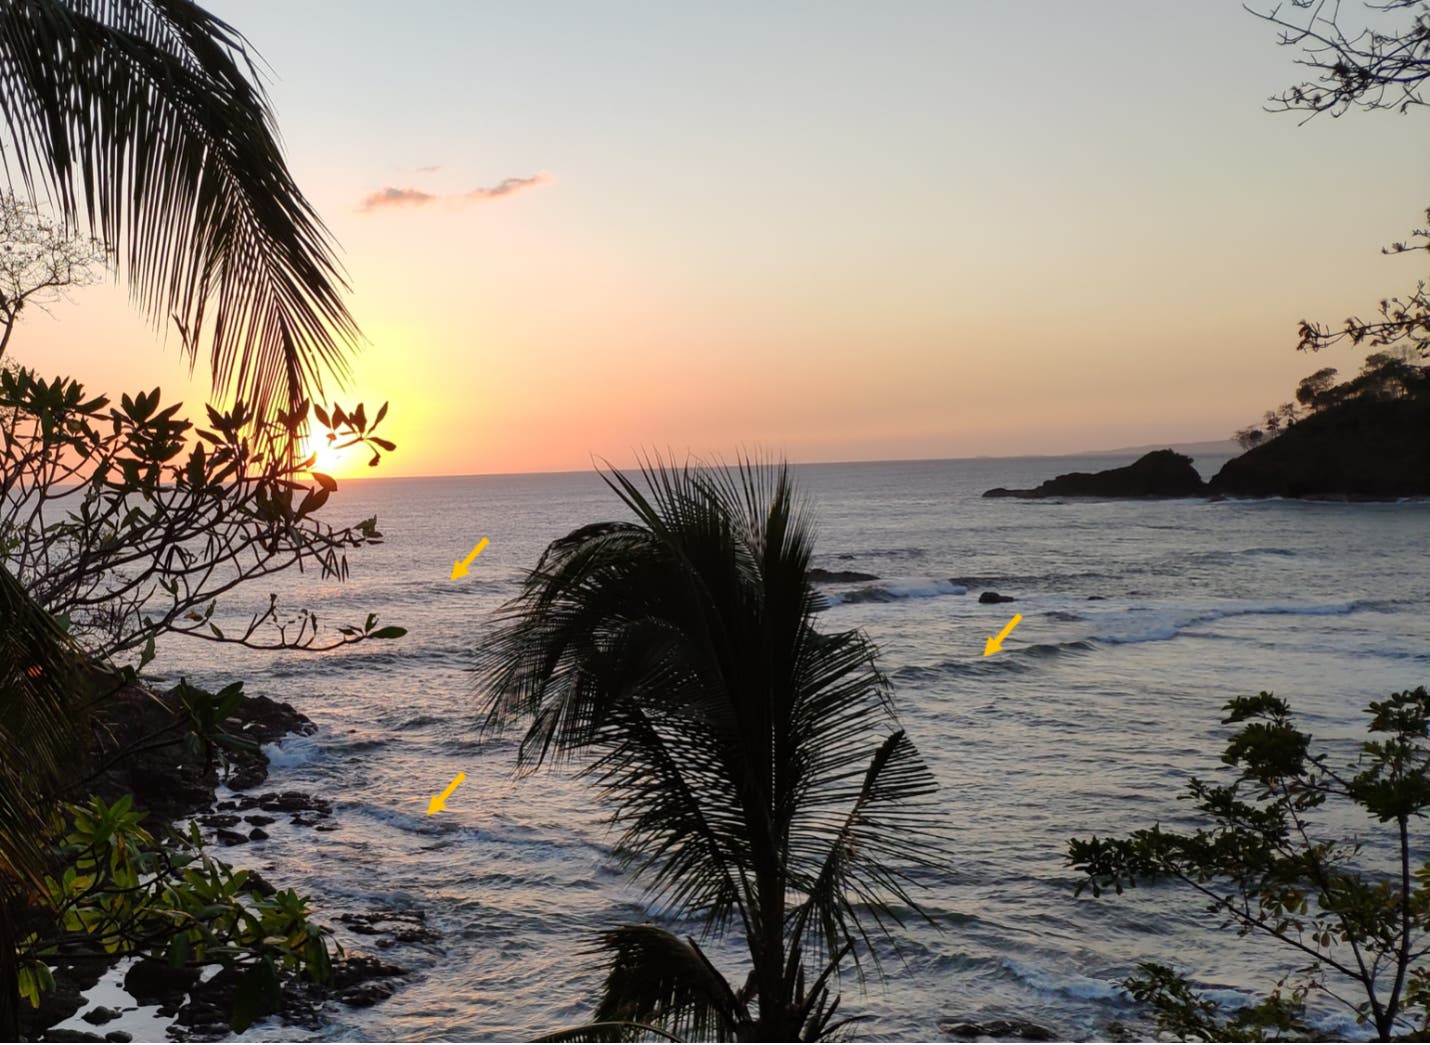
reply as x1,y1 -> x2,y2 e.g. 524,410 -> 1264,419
120,454 -> 1430,1041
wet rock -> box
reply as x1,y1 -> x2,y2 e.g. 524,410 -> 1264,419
124,958 -> 200,1005
249,827 -> 269,841
226,762 -> 267,792
22,983 -> 84,1037
978,591 -> 1016,604
39,1031 -> 105,1043
257,790 -> 331,815
331,954 -> 407,1008
339,910 -> 439,944
244,814 -> 276,826
808,568 -> 880,583
941,1017 -> 1058,1041
201,813 -> 241,828
104,1033 -> 133,1043
80,1006 -> 120,1026
214,828 -> 248,846
244,870 -> 278,897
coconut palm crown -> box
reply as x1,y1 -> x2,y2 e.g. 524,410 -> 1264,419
0,0 -> 360,422
479,458 -> 947,1042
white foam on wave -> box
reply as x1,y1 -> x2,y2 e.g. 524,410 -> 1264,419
262,730 -> 321,770
1094,600 -> 1360,645
823,578 -> 968,606
1000,957 -> 1126,1003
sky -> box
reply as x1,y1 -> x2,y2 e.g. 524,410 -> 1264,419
11,0 -> 1429,477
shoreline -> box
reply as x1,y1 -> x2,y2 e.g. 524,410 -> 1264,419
23,682 -> 411,1043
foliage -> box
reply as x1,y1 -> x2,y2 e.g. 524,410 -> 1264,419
0,0 -> 360,428
1069,687 -> 1430,1041
173,679 -> 258,778
1251,2 -> 1430,362
1253,0 -> 1430,116
15,794 -> 334,1032
0,563 -> 85,894
1231,353 -> 1428,448
480,458 -> 946,1042
0,191 -> 105,357
0,365 -> 403,663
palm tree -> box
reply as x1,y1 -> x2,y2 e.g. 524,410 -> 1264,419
0,0 -> 359,423
480,459 -> 947,1042
0,565 -> 86,1038
0,2 -> 360,1032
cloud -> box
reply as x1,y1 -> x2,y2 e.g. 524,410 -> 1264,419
358,186 -> 435,211
358,171 -> 552,213
415,164 -> 442,173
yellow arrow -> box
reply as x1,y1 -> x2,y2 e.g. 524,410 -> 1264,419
449,537 -> 489,580
427,772 -> 466,815
983,613 -> 1023,657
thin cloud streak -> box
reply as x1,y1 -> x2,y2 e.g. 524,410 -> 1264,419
359,171 -> 552,212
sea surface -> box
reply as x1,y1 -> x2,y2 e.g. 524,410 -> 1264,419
136,455 -> 1430,1041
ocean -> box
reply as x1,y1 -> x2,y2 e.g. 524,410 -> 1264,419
137,455 -> 1430,1041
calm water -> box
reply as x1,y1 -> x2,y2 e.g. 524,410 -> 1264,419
145,456 -> 1430,1041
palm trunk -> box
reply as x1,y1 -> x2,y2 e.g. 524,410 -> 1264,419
0,888 -> 20,1043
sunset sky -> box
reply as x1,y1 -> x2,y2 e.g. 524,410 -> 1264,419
12,1 -> 1427,478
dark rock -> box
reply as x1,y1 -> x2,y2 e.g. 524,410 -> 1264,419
201,813 -> 241,828
39,1031 -> 105,1043
215,800 -> 237,811
226,762 -> 268,791
1210,395 -> 1430,499
104,1033 -> 133,1043
80,1007 -> 120,1026
808,568 -> 880,583
124,958 -> 200,1005
329,953 -> 408,1007
339,910 -> 438,944
983,450 -> 1208,499
249,827 -> 269,841
245,870 -> 278,897
22,983 -> 84,1036
258,791 -> 331,815
941,1017 -> 1058,1041
978,591 -> 1016,604
1086,595 -> 1106,601
244,814 -> 276,826
214,828 -> 248,846
338,980 -> 398,1008
333,954 -> 407,988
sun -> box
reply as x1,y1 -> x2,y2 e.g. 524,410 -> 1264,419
301,431 -> 351,479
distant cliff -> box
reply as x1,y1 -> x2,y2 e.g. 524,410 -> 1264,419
1209,395 -> 1430,499
983,449 -> 1207,499
981,395 -> 1429,501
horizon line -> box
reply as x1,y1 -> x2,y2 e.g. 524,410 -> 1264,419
340,439 -> 1240,484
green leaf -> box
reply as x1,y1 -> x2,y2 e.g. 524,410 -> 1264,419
368,626 -> 406,640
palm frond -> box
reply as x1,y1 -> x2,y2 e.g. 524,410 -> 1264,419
0,0 -> 358,424
785,729 -> 944,976
586,924 -> 746,1043
0,563 -> 83,894
538,1021 -> 684,1043
478,456 -> 948,1039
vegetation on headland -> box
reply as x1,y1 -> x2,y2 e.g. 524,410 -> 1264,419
1232,350 -> 1428,452
479,459 -> 947,1043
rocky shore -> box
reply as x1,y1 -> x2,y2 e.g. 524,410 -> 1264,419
20,679 -> 412,1043
982,395 -> 1429,501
